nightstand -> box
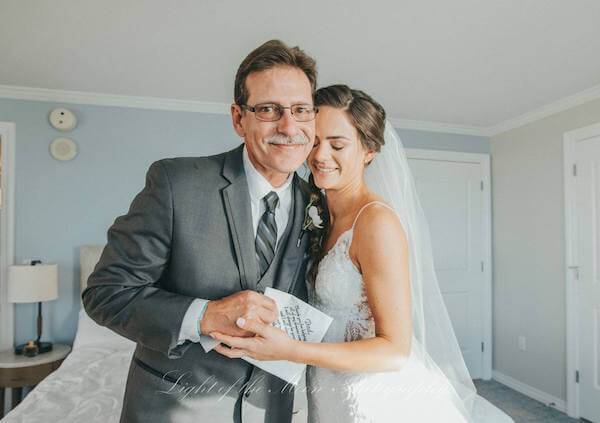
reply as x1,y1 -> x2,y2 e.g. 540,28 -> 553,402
0,344 -> 71,418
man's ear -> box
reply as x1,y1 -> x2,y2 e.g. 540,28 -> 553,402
231,104 -> 245,138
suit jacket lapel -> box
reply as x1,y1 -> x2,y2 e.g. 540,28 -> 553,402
221,144 -> 259,291
274,173 -> 310,294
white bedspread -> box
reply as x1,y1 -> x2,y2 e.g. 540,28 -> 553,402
2,344 -> 135,423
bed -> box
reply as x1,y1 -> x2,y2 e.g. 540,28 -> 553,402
2,246 -> 135,422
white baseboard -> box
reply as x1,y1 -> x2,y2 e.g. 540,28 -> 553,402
492,370 -> 566,413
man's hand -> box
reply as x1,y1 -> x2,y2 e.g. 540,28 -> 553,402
199,290 -> 278,337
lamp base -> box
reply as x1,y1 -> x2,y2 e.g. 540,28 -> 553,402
14,341 -> 53,356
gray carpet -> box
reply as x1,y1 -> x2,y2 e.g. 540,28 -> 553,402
474,379 -> 585,423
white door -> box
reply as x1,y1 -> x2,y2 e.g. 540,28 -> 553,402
407,152 -> 486,378
575,135 -> 600,423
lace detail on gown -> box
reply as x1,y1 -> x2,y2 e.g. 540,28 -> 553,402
310,229 -> 374,343
306,202 -> 470,423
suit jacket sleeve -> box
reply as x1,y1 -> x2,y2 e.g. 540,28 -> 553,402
82,159 -> 196,359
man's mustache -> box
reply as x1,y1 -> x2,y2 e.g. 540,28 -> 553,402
265,134 -> 309,145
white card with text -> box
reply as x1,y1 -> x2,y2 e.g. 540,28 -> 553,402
199,287 -> 333,385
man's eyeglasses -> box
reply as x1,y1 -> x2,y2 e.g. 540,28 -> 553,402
240,103 -> 318,122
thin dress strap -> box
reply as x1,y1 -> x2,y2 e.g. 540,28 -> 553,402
351,201 -> 394,230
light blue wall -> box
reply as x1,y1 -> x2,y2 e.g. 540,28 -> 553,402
0,97 -> 489,346
397,128 -> 490,154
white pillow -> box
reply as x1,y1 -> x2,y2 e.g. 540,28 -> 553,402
73,308 -> 136,351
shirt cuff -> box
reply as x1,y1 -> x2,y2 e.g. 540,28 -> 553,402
177,298 -> 209,345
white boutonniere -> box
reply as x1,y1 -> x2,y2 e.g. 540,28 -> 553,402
297,193 -> 325,247
307,205 -> 323,229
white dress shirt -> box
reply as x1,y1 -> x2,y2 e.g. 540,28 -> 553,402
177,145 -> 294,348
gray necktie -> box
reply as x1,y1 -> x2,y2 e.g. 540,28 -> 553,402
255,191 -> 279,278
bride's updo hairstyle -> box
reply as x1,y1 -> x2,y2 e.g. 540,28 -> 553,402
306,85 -> 387,284
314,84 -> 387,162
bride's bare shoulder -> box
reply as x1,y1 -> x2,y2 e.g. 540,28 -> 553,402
350,202 -> 408,262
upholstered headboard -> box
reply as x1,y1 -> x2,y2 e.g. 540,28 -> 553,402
80,245 -> 105,293
75,244 -> 136,351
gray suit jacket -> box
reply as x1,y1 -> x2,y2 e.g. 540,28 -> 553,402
82,144 -> 310,423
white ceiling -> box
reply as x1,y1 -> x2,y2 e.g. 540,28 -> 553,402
1,0 -> 599,132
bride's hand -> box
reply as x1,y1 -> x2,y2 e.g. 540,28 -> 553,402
211,317 -> 297,361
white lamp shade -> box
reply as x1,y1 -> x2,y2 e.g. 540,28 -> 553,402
8,264 -> 58,303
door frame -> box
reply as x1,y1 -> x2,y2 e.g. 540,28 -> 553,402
0,121 -> 16,352
406,148 -> 492,379
563,121 -> 600,418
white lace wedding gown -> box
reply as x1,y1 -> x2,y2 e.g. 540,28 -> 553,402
306,202 -> 472,422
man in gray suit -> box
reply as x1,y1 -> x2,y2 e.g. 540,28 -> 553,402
82,39 -> 317,422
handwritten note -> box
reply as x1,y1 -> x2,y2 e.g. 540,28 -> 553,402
199,287 -> 333,384
244,288 -> 333,384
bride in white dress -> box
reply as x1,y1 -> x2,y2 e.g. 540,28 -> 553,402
212,85 -> 513,423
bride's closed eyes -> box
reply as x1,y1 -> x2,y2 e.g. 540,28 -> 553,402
313,136 -> 349,151
330,141 -> 345,151
313,142 -> 344,151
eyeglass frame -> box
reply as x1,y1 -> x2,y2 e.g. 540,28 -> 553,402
238,102 -> 319,122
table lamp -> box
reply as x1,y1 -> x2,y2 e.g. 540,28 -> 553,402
8,261 -> 58,356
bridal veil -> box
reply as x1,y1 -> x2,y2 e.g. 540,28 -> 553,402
364,122 -> 513,422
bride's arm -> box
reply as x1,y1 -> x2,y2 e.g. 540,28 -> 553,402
212,205 -> 413,373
